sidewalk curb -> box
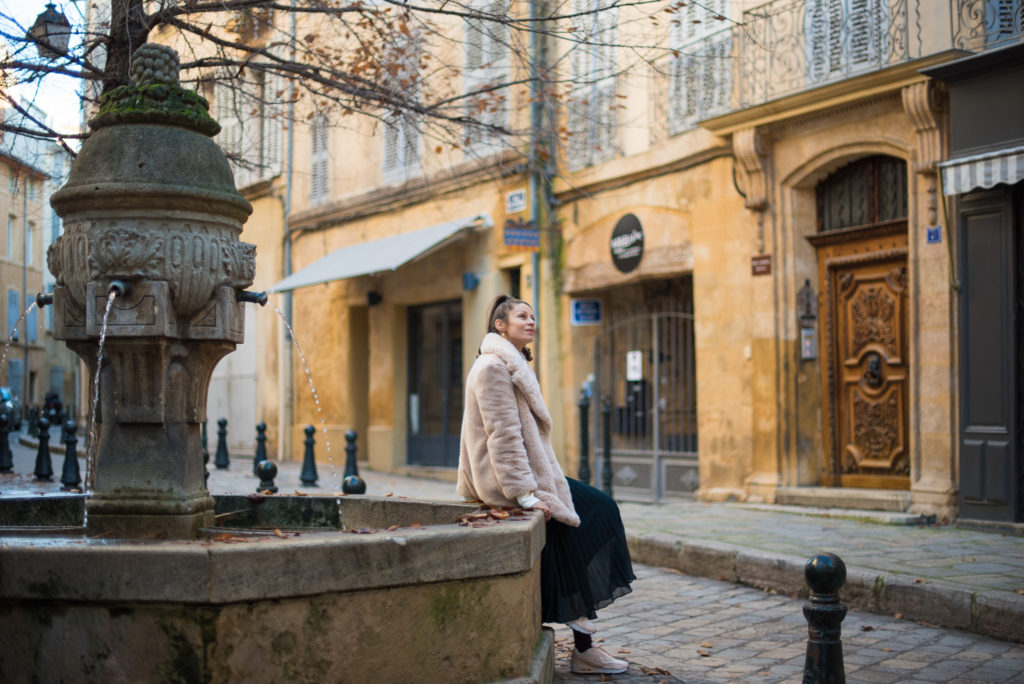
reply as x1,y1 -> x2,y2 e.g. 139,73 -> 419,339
626,532 -> 1024,644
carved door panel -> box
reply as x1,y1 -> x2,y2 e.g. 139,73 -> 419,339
817,238 -> 910,489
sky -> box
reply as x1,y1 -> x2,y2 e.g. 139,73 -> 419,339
1,0 -> 87,135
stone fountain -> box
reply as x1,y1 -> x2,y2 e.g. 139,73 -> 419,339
0,44 -> 552,683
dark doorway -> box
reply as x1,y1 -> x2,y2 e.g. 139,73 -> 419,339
407,300 -> 463,467
958,184 -> 1023,522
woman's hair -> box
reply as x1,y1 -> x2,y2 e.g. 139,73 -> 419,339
484,294 -> 533,361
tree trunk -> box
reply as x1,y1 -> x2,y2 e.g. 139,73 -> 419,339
103,0 -> 150,94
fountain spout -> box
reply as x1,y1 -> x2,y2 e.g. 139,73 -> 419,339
237,289 -> 268,306
107,280 -> 130,298
35,292 -> 53,309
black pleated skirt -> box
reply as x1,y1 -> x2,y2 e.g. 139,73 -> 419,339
540,477 -> 636,624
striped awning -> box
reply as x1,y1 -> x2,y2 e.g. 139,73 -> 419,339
940,145 -> 1024,196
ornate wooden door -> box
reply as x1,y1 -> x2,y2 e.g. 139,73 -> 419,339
814,231 -> 910,489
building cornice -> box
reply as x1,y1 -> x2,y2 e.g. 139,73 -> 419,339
289,149 -> 524,235
554,145 -> 732,204
700,51 -> 966,137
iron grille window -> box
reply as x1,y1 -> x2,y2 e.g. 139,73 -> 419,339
816,155 -> 907,232
667,0 -> 732,136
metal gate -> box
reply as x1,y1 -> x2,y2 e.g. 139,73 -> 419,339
593,312 -> 698,500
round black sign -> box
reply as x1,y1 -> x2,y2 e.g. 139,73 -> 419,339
610,214 -> 644,273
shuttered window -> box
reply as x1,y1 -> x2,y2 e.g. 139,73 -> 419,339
463,0 -> 510,156
213,54 -> 286,190
381,35 -> 423,185
806,0 -> 889,84
567,0 -> 619,170
667,0 -> 731,136
309,111 -> 330,204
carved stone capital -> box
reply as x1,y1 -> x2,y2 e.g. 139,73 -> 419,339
733,127 -> 770,212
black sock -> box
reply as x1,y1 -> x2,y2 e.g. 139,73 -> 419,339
573,630 -> 593,653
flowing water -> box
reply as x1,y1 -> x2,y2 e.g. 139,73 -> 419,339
0,300 -> 38,379
84,291 -> 118,498
268,303 -> 340,493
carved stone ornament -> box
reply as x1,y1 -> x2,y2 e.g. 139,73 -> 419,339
45,43 -> 256,538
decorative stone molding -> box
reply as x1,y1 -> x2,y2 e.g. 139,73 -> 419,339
902,81 -> 947,225
733,127 -> 770,212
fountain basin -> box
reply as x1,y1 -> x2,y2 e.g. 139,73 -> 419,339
0,496 -> 553,683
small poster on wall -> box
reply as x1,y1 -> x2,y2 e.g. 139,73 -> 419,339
626,350 -> 643,381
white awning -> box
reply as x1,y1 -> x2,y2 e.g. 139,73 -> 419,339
267,213 -> 492,293
940,145 -> 1024,196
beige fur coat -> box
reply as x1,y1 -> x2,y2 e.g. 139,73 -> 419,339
457,333 -> 580,526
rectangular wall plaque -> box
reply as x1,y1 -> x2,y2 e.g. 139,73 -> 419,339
751,254 -> 772,276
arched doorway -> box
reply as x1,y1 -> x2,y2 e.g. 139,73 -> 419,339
806,155 -> 911,489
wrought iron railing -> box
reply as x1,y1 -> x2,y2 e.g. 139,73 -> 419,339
953,0 -> 1024,50
737,0 -> 917,109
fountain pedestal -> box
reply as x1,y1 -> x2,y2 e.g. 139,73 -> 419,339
47,45 -> 254,538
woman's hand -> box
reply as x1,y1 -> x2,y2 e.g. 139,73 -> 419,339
530,500 -> 552,521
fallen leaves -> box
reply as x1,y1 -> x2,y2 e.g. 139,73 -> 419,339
913,578 -> 931,584
457,506 -> 528,527
639,665 -> 670,675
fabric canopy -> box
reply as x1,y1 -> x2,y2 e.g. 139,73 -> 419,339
940,145 -> 1024,196
267,213 -> 492,292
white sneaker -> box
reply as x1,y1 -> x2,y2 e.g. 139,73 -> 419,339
566,617 -> 597,634
570,646 -> 628,674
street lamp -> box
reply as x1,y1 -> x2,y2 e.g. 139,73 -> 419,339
28,3 -> 71,60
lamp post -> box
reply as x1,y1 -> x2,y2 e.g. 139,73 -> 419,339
28,3 -> 71,60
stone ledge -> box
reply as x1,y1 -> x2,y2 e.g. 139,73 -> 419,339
0,506 -> 545,604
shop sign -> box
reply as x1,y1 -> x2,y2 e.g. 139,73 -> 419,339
610,214 -> 644,273
504,217 -> 539,251
570,299 -> 602,326
751,254 -> 772,276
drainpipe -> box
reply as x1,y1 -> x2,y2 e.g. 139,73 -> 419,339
22,181 -> 29,421
529,0 -> 543,384
279,3 -> 296,461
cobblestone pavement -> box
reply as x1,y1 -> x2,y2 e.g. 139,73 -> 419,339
549,564 -> 1024,684
5,434 -> 1024,682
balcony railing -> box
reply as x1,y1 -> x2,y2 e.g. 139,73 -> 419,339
953,0 -> 1024,50
737,0 -> 918,109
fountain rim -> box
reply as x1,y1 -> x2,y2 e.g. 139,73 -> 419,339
0,497 -> 545,605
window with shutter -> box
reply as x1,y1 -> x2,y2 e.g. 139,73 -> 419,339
7,290 -> 19,338
310,111 -> 330,204
463,0 -> 510,157
667,0 -> 731,136
567,0 -> 619,170
381,34 -> 423,185
806,0 -> 889,85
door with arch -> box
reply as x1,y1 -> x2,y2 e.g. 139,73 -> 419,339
807,155 -> 911,489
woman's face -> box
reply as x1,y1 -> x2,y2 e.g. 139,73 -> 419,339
498,303 -> 535,350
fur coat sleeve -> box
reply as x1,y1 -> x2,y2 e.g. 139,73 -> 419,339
457,333 -> 580,526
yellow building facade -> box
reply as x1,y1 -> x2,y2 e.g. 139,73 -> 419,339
177,1 -> 1021,523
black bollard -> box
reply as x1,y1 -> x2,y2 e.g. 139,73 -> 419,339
342,430 -> 366,494
60,421 -> 81,491
33,416 -> 54,481
256,459 -> 278,493
0,414 -> 12,472
253,421 -> 268,475
600,397 -> 613,497
803,553 -> 848,684
577,388 -> 591,485
214,417 -> 230,469
300,424 -> 319,486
